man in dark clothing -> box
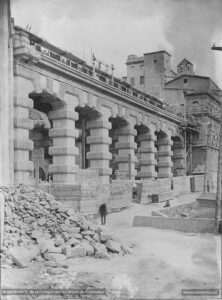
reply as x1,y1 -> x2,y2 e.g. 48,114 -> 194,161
164,200 -> 170,208
206,180 -> 210,192
99,203 -> 108,225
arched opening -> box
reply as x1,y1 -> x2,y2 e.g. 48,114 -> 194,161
75,106 -> 100,170
39,167 -> 46,181
29,94 -> 53,184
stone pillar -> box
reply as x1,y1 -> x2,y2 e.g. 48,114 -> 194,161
115,125 -> 137,179
14,96 -> 34,183
0,0 -> 14,185
49,109 -> 79,184
172,141 -> 185,176
156,135 -> 173,178
86,117 -> 112,184
137,129 -> 157,179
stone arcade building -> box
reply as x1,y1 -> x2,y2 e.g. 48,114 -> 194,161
0,1 -> 200,213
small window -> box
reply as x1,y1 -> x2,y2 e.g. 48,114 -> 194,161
130,77 -> 135,86
140,64 -> 144,69
187,64 -> 190,71
184,78 -> 187,83
140,76 -> 144,84
154,59 -> 157,64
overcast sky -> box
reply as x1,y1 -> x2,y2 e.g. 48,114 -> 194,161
12,0 -> 222,88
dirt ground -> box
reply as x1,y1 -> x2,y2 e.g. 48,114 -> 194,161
1,192 -> 222,299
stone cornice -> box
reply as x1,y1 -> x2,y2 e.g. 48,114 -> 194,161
39,56 -> 184,124
14,59 -> 184,127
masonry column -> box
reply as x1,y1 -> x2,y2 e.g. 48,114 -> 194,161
14,96 -> 34,183
115,124 -> 137,179
172,141 -> 185,176
86,117 -> 112,184
49,109 -> 79,184
137,128 -> 157,179
156,134 -> 173,178
0,0 -> 14,185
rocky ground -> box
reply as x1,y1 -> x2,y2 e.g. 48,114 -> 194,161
1,188 -> 221,300
1,185 -> 133,300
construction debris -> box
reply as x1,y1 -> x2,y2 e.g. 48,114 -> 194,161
0,185 -> 132,271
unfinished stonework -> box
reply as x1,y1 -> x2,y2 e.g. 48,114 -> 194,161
156,134 -> 173,178
86,117 -> 112,184
49,109 -> 79,184
138,128 -> 157,179
115,124 -> 138,179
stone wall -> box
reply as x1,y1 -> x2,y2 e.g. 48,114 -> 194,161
50,184 -> 81,211
140,175 -> 204,204
108,180 -> 133,211
50,179 -> 133,215
156,201 -> 198,217
173,176 -> 191,196
193,174 -> 204,192
133,215 -> 216,233
140,178 -> 171,204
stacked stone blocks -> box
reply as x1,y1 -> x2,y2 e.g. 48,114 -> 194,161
137,130 -> 157,178
49,109 -> 79,184
86,118 -> 112,184
156,136 -> 173,178
115,126 -> 137,179
14,96 -> 34,183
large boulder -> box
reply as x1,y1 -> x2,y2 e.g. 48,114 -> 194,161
47,267 -> 67,275
62,244 -> 86,258
105,240 -> 121,253
70,245 -> 86,258
37,238 -> 54,253
66,237 -> 80,247
81,242 -> 94,256
43,253 -> 67,264
121,244 -> 134,255
94,243 -> 110,259
10,245 -> 39,268
100,231 -> 113,242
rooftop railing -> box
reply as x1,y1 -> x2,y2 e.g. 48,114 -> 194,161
35,43 -> 165,110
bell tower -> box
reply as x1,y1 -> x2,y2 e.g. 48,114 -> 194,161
0,0 -> 14,185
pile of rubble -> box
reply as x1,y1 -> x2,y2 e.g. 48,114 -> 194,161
1,185 -> 132,273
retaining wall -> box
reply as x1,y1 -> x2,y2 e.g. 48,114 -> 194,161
108,180 -> 133,211
50,180 -> 133,214
133,215 -> 216,233
140,175 -> 204,204
157,201 -> 199,217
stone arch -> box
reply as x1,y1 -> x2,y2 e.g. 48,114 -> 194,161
74,98 -> 101,171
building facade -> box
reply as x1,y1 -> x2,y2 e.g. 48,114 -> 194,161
0,1 -> 206,212
125,50 -> 221,191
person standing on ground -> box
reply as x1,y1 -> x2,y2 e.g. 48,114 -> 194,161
206,180 -> 210,192
99,203 -> 108,225
132,182 -> 137,202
